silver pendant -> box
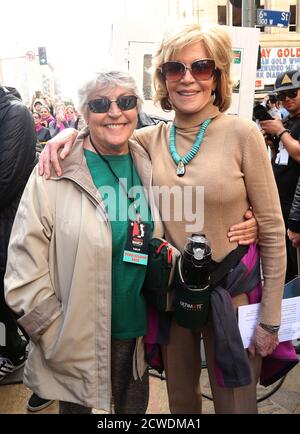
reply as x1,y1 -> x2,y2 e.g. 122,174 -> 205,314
176,160 -> 185,177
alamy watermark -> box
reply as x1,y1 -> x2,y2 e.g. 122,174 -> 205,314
95,180 -> 204,232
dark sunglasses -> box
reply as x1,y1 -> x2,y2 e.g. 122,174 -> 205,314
277,89 -> 299,101
88,95 -> 138,113
160,59 -> 215,82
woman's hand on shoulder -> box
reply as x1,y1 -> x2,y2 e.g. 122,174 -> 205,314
39,128 -> 78,178
227,209 -> 258,245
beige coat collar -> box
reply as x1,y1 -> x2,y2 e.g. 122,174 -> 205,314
50,130 -> 163,236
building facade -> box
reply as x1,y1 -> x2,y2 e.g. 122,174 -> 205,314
167,0 -> 300,89
0,47 -> 58,107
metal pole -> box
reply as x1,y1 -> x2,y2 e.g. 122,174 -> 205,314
242,0 -> 255,27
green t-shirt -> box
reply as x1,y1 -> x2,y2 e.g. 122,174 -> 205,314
84,149 -> 153,339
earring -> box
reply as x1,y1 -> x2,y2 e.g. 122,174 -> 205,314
167,96 -> 173,109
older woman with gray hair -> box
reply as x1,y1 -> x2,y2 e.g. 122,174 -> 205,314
4,71 -> 163,414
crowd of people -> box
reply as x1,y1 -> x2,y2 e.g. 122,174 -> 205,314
0,20 -> 300,415
29,92 -> 85,149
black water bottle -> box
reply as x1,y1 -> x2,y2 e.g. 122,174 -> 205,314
175,234 -> 212,329
181,234 -> 212,288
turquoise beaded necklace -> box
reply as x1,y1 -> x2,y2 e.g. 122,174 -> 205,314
169,118 -> 211,177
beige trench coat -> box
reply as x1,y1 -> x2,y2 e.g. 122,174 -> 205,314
4,133 -> 163,410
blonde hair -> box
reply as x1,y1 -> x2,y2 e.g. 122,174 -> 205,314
153,22 -> 233,112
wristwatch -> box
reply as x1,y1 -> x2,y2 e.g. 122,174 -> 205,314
259,322 -> 280,334
277,129 -> 290,140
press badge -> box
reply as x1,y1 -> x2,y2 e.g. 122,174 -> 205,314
123,220 -> 150,266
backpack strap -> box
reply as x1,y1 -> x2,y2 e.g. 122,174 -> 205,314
209,245 -> 249,288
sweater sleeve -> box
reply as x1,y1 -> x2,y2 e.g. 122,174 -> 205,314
4,166 -> 62,343
242,121 -> 286,325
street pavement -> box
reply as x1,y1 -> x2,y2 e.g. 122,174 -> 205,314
0,356 -> 299,414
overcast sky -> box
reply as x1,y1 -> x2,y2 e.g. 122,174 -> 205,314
0,0 -> 147,100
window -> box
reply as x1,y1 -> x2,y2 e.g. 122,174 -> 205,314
230,0 -> 265,30
232,4 -> 241,26
218,5 -> 227,25
289,5 -> 296,32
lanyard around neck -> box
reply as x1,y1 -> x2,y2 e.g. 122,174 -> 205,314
88,135 -> 140,219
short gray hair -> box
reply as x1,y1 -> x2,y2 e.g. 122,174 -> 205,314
78,70 -> 143,119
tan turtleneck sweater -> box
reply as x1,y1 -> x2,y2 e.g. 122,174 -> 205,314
132,102 -> 286,325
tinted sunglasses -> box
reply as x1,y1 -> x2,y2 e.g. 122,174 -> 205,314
160,59 -> 215,82
88,95 -> 138,113
277,89 -> 299,101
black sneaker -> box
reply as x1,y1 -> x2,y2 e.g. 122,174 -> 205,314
0,355 -> 26,381
27,393 -> 54,412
